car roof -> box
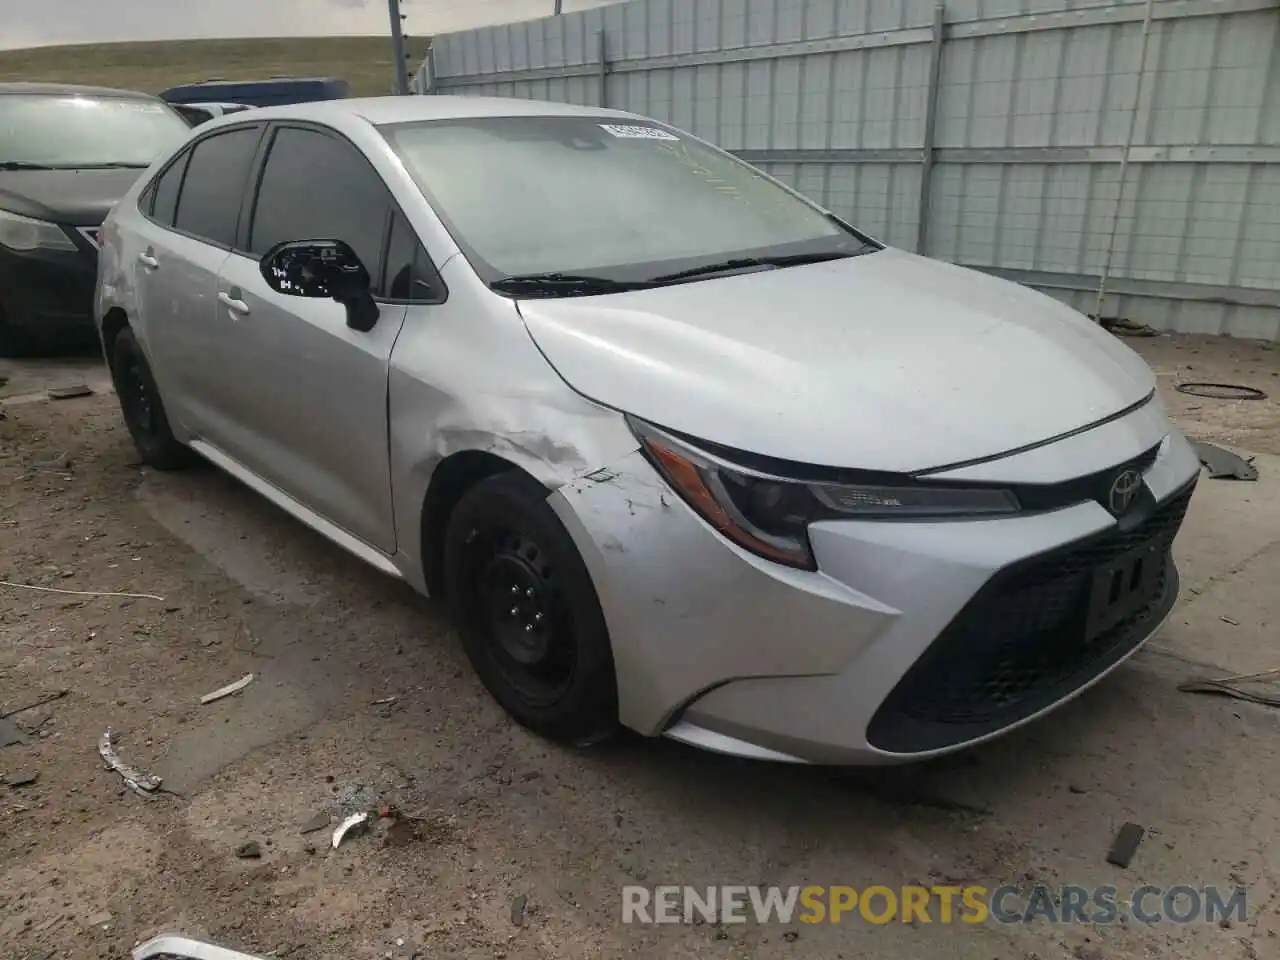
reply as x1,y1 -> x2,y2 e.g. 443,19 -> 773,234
0,81 -> 158,100
233,95 -> 640,128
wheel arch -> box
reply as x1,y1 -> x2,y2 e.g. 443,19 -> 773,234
101,307 -> 130,359
419,449 -> 546,598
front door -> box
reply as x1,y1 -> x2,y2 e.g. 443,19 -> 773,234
208,123 -> 412,555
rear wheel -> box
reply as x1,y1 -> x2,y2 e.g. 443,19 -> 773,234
109,327 -> 193,471
444,471 -> 618,744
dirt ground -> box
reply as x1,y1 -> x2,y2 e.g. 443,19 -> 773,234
1,332 -> 1279,960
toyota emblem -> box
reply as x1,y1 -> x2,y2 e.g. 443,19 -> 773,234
1107,469 -> 1143,516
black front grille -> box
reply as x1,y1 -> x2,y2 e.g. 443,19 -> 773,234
867,482 -> 1196,754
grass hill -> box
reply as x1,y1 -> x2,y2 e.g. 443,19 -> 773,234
0,36 -> 432,97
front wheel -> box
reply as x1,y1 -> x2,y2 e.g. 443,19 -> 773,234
444,471 -> 618,745
109,327 -> 194,471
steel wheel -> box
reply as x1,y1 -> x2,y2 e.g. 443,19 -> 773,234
471,528 -> 577,706
119,353 -> 157,436
444,471 -> 618,743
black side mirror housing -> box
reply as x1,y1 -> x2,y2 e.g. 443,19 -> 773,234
259,239 -> 380,332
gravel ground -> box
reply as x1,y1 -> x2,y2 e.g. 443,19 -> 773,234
1,332 -> 1278,960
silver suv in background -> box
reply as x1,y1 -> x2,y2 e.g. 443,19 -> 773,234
94,96 -> 1200,765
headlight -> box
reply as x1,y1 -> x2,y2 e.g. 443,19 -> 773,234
0,209 -> 78,253
630,418 -> 1020,570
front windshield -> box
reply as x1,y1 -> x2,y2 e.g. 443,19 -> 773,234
0,94 -> 191,168
382,115 -> 871,283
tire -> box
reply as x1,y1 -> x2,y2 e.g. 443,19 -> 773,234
444,471 -> 619,745
109,327 -> 194,471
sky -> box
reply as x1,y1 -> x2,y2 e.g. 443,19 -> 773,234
0,0 -> 621,50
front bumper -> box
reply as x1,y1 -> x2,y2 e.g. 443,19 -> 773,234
549,400 -> 1202,765
0,236 -> 100,344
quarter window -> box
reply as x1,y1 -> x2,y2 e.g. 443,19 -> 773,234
172,126 -> 261,247
384,211 -> 440,302
248,126 -> 390,291
148,152 -> 189,227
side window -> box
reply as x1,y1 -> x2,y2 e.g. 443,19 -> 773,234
149,152 -> 189,227
384,212 -> 442,302
172,126 -> 261,247
248,126 -> 390,290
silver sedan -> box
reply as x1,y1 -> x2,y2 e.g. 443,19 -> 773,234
94,96 -> 1200,764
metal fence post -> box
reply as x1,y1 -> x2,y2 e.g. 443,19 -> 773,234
1093,0 -> 1157,321
915,3 -> 946,256
417,45 -> 437,95
388,0 -> 410,95
598,30 -> 609,108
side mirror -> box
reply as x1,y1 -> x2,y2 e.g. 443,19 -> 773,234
259,239 -> 380,332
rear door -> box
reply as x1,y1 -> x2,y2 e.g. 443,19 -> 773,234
212,123 -> 414,553
133,124 -> 263,436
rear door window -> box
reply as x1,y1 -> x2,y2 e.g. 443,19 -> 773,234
247,126 -> 390,291
172,125 -> 261,247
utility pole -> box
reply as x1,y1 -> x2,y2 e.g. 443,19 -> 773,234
388,0 -> 410,95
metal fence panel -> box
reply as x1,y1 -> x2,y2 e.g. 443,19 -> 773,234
416,0 -> 1280,340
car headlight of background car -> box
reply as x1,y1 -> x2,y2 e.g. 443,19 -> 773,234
629,417 -> 1020,570
0,208 -> 78,253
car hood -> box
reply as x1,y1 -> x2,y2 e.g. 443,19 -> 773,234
516,248 -> 1158,473
0,168 -> 143,226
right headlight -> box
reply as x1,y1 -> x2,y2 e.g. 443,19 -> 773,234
0,208 -> 78,253
630,417 -> 1020,571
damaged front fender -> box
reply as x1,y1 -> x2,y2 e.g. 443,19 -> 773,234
549,450 -> 897,737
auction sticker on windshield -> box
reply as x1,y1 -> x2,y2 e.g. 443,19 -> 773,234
599,123 -> 680,141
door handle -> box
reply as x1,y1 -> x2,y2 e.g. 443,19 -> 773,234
217,291 -> 250,316
137,252 -> 159,269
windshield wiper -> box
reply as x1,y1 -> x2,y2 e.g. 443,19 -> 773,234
489,273 -> 653,297
0,161 -> 149,171
649,249 -> 870,284
64,162 -> 150,170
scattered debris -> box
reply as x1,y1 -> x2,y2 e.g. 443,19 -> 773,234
199,673 -> 255,705
47,383 -> 94,400
331,811 -> 370,849
1221,616 -> 1241,626
235,841 -> 262,859
510,894 -> 528,927
299,811 -> 330,835
1098,316 -> 1158,338
330,783 -> 376,816
28,451 -> 72,472
0,580 -> 166,602
1178,667 -> 1280,709
1175,381 -> 1268,401
782,930 -> 800,942
371,696 -> 398,706
1191,440 -> 1259,481
98,729 -> 163,798
6,770 -> 38,788
0,717 -> 28,747
1107,822 -> 1146,868
1,689 -> 69,719
1068,784 -> 1088,795
86,911 -> 113,928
